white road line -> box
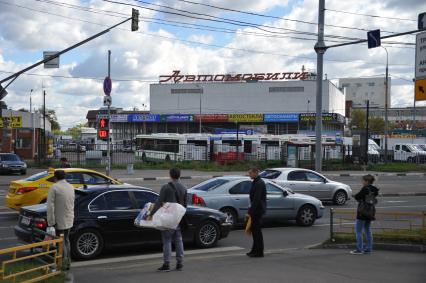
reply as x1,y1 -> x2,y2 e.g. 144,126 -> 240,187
385,201 -> 408,203
0,226 -> 14,229
0,237 -> 16,241
72,246 -> 244,268
376,205 -> 426,209
0,211 -> 18,216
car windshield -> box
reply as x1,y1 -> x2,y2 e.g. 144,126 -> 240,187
25,171 -> 50,181
259,170 -> 281,179
191,178 -> 230,191
0,154 -> 20,161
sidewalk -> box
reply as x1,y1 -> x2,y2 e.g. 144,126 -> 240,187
71,248 -> 425,283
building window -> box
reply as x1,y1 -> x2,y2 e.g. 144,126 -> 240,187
16,138 -> 32,149
341,83 -> 350,88
269,87 -> 304,92
356,83 -> 362,87
171,88 -> 203,94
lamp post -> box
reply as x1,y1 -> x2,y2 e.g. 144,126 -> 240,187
195,84 -> 203,134
381,46 -> 389,163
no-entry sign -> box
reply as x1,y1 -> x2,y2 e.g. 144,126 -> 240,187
103,76 -> 112,96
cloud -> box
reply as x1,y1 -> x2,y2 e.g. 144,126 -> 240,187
188,34 -> 214,44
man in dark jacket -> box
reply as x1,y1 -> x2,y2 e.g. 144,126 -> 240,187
153,168 -> 187,271
247,167 -> 267,258
351,174 -> 379,255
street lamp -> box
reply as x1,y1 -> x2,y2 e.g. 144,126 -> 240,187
381,46 -> 389,163
29,89 -> 33,112
195,84 -> 203,134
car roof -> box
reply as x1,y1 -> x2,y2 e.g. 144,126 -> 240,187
80,184 -> 155,193
265,168 -> 315,173
213,176 -> 250,180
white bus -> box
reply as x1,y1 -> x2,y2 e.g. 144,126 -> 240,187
135,134 -> 210,161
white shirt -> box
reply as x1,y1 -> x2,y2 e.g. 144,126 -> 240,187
47,179 -> 75,230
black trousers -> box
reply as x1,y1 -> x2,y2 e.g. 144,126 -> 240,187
250,214 -> 264,254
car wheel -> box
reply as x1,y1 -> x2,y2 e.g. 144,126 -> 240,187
296,205 -> 317,226
220,207 -> 237,228
72,229 -> 104,260
333,190 -> 347,205
195,221 -> 219,248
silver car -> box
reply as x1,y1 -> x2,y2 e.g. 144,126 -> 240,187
260,168 -> 352,205
188,176 -> 324,227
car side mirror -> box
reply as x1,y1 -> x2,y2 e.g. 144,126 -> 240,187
283,190 -> 288,197
83,184 -> 88,189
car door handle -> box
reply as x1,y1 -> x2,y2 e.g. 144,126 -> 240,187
289,184 -> 295,186
234,198 -> 241,201
97,216 -> 108,219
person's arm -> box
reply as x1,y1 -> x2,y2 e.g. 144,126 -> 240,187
250,182 -> 264,214
46,187 -> 56,227
354,187 -> 367,201
183,190 -> 187,208
152,185 -> 167,214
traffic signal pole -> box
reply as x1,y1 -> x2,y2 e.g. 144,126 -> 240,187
107,50 -> 111,176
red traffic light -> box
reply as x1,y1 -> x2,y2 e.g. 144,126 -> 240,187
98,130 -> 109,139
99,118 -> 109,129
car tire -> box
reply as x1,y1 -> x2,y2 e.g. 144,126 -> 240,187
71,229 -> 104,260
296,205 -> 317,227
333,190 -> 348,205
220,207 -> 238,228
195,221 -> 219,248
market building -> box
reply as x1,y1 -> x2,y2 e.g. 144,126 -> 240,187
86,70 -> 346,143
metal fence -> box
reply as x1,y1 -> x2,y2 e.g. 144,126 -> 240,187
330,208 -> 426,243
50,143 -> 426,167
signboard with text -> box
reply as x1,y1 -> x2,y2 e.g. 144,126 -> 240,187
415,31 -> 426,79
194,114 -> 229,122
162,114 -> 194,122
0,117 -> 22,128
129,114 -> 160,122
229,114 -> 263,123
264,113 -> 299,122
299,113 -> 343,123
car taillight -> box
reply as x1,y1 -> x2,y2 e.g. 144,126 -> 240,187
192,194 -> 206,206
34,218 -> 47,230
16,187 -> 38,194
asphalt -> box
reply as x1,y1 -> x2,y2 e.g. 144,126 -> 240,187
70,248 -> 426,283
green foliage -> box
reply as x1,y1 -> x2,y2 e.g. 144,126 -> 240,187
39,108 -> 61,132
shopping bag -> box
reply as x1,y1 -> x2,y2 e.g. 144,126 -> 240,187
152,202 -> 186,230
45,226 -> 56,241
134,202 -> 156,227
245,216 -> 252,235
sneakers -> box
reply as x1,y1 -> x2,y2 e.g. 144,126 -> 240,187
363,250 -> 372,254
176,263 -> 183,271
157,264 -> 171,272
350,250 -> 364,255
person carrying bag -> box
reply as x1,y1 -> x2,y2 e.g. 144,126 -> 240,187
351,174 -> 379,255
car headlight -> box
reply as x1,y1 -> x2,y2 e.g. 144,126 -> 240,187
2,164 -> 9,168
22,163 -> 27,168
319,201 -> 325,209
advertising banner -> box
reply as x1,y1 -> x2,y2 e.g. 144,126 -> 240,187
110,114 -> 128,123
264,113 -> 299,122
299,113 -> 344,123
194,114 -> 229,122
162,114 -> 194,122
229,114 -> 263,123
0,116 -> 23,128
129,114 -> 161,122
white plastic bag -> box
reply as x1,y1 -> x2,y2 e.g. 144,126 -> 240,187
152,202 -> 186,230
134,202 -> 155,228
45,226 -> 56,241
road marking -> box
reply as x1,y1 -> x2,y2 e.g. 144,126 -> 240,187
0,237 -> 16,241
0,211 -> 18,216
385,201 -> 408,203
72,246 -> 244,268
376,205 -> 426,209
0,226 -> 14,229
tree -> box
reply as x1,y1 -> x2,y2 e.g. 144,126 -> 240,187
350,109 -> 391,134
39,108 -> 61,132
349,109 -> 365,131
65,123 -> 88,140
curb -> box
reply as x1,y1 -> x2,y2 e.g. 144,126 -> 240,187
325,172 -> 426,177
380,192 -> 426,197
322,243 -> 426,253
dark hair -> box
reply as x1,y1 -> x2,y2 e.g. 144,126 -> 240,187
60,157 -> 68,162
362,174 -> 375,185
249,167 -> 260,173
54,170 -> 66,181
169,168 -> 181,180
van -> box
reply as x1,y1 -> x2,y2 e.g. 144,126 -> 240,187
394,144 -> 426,163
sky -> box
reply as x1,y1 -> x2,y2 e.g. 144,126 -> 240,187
0,0 -> 426,130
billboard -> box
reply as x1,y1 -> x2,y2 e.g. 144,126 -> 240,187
0,116 -> 23,128
229,114 -> 263,122
162,114 -> 194,122
194,114 -> 229,122
129,114 -> 161,122
264,113 -> 299,122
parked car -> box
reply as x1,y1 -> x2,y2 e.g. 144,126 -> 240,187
14,185 -> 232,260
60,143 -> 86,152
188,176 -> 324,227
0,153 -> 27,175
6,168 -> 122,210
394,144 -> 426,163
259,168 -> 352,205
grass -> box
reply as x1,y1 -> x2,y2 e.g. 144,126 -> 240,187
328,229 -> 426,245
367,163 -> 426,172
0,260 -> 65,283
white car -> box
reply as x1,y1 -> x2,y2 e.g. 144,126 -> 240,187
260,168 -> 352,205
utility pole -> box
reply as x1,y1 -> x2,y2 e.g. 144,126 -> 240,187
107,50 -> 111,176
382,46 -> 389,163
365,99 -> 370,165
413,78 -> 416,130
314,0 -> 326,172
29,89 -> 33,112
43,90 -> 46,161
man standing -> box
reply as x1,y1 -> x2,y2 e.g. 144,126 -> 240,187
247,167 -> 267,258
47,170 -> 75,271
153,168 -> 187,272
59,157 -> 71,168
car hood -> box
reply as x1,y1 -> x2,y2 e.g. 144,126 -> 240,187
288,192 -> 321,203
325,180 -> 350,189
21,204 -> 47,215
1,160 -> 26,166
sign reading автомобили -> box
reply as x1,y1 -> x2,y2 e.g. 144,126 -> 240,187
162,114 -> 194,122
264,113 -> 299,122
129,114 -> 160,122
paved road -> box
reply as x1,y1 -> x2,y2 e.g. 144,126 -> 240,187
71,248 -> 426,283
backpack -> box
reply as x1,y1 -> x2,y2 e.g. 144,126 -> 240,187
358,188 -> 377,220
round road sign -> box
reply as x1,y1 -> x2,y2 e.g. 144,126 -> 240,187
103,76 -> 112,96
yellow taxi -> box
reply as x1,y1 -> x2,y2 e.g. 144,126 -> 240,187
6,168 -> 123,210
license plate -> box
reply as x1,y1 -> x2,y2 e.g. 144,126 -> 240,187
20,216 -> 31,226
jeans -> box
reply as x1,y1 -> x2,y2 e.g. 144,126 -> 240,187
250,215 -> 264,255
56,229 -> 71,270
161,227 -> 184,265
355,219 -> 373,252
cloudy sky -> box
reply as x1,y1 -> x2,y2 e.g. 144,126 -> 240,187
1,0 -> 425,129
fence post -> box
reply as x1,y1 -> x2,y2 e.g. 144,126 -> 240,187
330,208 -> 334,242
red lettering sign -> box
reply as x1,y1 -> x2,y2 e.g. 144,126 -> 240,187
159,70 -> 311,83
194,114 -> 229,122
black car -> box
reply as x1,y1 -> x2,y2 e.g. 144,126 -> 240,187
0,153 -> 27,175
15,185 -> 231,260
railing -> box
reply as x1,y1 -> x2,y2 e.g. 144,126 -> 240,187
330,208 -> 426,243
0,233 -> 64,282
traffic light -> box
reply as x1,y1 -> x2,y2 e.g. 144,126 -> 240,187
131,8 -> 139,31
98,118 -> 109,141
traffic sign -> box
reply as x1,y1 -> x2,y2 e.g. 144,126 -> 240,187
103,76 -> 112,96
419,12 -> 426,30
103,95 -> 112,106
415,31 -> 426,79
367,29 -> 381,49
43,51 -> 60,68
415,79 -> 426,101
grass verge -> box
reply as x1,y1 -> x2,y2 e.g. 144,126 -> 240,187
326,229 -> 426,245
0,260 -> 64,283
